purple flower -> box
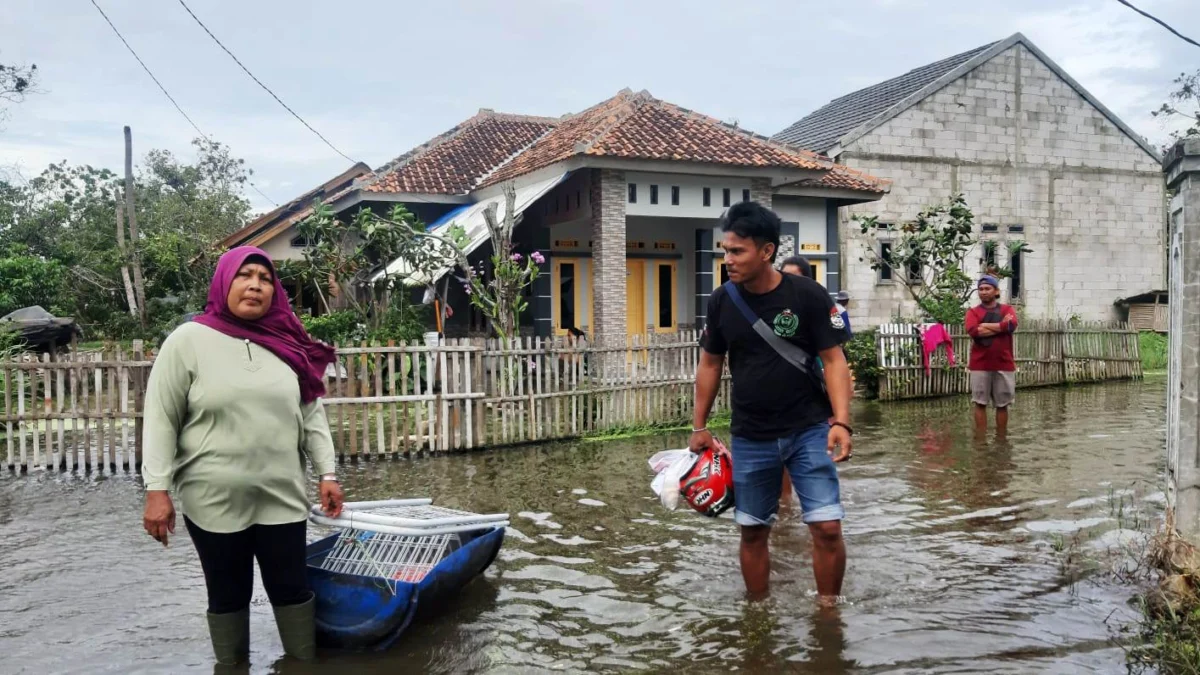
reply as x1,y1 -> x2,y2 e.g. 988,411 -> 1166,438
510,252 -> 522,262
528,358 -> 537,370
531,251 -> 545,265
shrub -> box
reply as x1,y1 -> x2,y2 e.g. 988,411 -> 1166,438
1139,331 -> 1167,372
844,328 -> 881,399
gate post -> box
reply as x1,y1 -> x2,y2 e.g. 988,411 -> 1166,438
1165,138 -> 1200,542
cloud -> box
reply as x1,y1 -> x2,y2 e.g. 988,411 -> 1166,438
1,0 -> 1195,212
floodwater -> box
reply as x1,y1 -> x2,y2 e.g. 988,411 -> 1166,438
0,380 -> 1168,674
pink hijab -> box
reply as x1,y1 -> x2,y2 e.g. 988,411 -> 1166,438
192,246 -> 335,403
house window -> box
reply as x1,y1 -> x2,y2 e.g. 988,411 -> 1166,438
289,234 -> 311,248
671,186 -> 680,205
650,185 -> 659,205
879,242 -> 894,281
722,188 -> 731,207
628,184 -> 637,203
982,223 -> 999,233
1011,251 -> 1023,299
1008,224 -> 1025,234
742,189 -> 751,203
656,262 -> 676,331
703,187 -> 711,207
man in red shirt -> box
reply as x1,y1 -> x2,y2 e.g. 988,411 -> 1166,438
965,275 -> 1018,435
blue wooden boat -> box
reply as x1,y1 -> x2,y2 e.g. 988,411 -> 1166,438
305,526 -> 505,651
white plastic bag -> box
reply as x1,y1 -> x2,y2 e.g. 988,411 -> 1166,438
649,449 -> 697,511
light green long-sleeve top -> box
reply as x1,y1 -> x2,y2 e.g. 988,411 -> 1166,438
141,322 -> 337,533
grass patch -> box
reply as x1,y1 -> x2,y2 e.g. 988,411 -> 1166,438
1121,527 -> 1200,674
1140,331 -> 1168,373
583,411 -> 731,442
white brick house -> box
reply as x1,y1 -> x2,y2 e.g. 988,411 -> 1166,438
774,33 -> 1165,326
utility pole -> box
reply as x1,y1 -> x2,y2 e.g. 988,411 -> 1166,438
124,126 -> 147,329
116,200 -> 138,317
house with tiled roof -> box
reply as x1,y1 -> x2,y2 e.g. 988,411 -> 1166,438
225,88 -> 889,340
774,32 -> 1165,326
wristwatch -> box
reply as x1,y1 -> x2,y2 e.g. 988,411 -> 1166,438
320,473 -> 339,483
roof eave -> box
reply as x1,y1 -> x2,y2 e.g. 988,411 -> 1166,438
219,162 -> 372,249
774,184 -> 889,203
581,156 -> 826,183
334,189 -> 472,213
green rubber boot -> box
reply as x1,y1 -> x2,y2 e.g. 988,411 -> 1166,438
205,608 -> 250,666
272,595 -> 316,661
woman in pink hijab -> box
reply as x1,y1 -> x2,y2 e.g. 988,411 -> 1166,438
141,246 -> 343,665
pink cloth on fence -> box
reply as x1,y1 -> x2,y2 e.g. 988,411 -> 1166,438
921,323 -> 956,375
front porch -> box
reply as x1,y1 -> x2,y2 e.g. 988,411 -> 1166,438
521,169 -> 845,341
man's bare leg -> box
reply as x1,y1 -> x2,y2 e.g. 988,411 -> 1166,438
973,403 -> 989,433
809,520 -> 845,606
739,525 -> 771,600
996,406 -> 1009,438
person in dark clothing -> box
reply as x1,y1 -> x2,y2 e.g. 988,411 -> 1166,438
691,202 -> 853,604
780,255 -> 812,279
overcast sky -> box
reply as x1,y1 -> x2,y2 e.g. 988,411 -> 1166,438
1,0 -> 1197,212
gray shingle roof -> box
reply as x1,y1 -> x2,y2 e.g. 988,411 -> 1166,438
773,42 -> 999,153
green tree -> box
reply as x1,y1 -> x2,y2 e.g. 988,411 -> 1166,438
463,184 -> 542,339
1153,69 -> 1200,142
291,200 -> 465,336
0,138 -> 251,339
855,194 -> 1030,326
0,244 -> 67,317
0,59 -> 37,125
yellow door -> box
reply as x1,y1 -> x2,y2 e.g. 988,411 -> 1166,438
653,261 -> 678,333
714,259 -> 729,287
552,258 -> 593,336
809,260 -> 823,286
626,260 -> 645,336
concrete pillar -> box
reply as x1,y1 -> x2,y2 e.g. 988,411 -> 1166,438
695,228 -> 716,330
531,225 -> 552,338
1165,138 -> 1200,542
825,201 -> 841,295
590,168 -> 627,356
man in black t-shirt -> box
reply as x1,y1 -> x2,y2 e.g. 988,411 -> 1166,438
691,202 -> 854,604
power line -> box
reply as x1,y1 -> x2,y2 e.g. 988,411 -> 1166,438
176,0 -> 357,164
1115,0 -> 1200,49
88,0 -> 279,207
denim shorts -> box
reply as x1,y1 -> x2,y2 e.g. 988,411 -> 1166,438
731,423 -> 845,526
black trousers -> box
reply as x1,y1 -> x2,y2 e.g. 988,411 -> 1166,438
184,516 -> 311,615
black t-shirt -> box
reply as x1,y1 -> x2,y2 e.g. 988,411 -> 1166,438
701,273 -> 848,440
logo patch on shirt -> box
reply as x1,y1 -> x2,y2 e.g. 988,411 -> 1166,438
773,309 -> 799,337
830,307 -> 846,330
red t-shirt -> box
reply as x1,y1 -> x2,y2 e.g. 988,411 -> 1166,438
965,303 -> 1018,371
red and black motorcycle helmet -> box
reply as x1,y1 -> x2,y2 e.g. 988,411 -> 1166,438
680,438 -> 735,517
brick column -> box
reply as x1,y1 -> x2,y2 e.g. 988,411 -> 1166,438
1165,138 -> 1200,543
777,221 -> 798,270
590,169 -> 627,359
749,177 -> 773,211
531,224 -> 552,338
